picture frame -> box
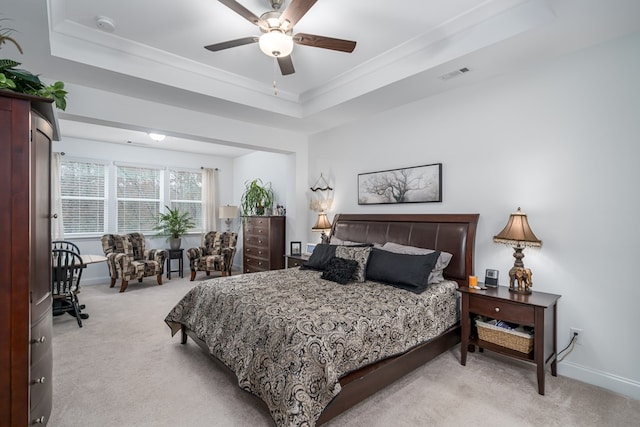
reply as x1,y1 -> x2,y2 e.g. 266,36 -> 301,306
358,163 -> 442,205
290,241 -> 302,256
305,243 -> 316,255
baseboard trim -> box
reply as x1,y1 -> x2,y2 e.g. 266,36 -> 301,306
559,361 -> 640,400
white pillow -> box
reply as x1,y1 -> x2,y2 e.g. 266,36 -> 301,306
381,242 -> 452,284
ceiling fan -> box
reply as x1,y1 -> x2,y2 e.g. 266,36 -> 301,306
205,0 -> 357,76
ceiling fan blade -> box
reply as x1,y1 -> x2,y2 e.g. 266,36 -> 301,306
204,36 -> 258,52
279,0 -> 317,28
218,0 -> 265,28
277,56 -> 295,75
294,33 -> 356,53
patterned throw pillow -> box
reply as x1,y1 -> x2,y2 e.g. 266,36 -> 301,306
321,257 -> 360,285
335,245 -> 372,282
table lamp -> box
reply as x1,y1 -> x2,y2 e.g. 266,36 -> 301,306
312,212 -> 332,244
219,205 -> 238,232
493,207 -> 541,294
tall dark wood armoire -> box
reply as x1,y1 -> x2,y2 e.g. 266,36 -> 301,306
0,92 -> 57,426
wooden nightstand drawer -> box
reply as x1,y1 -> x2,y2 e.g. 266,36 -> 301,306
469,297 -> 534,325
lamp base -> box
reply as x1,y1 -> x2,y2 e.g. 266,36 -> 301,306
508,266 -> 533,295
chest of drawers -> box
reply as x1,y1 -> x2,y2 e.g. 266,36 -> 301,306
243,216 -> 286,273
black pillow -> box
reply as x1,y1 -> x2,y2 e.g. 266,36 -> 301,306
365,248 -> 441,293
300,244 -> 337,271
321,257 -> 360,285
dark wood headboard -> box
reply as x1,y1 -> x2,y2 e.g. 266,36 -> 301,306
329,213 -> 479,287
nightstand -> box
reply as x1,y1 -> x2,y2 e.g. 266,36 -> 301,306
285,253 -> 309,268
457,286 -> 561,395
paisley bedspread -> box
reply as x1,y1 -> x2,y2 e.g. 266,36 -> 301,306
165,268 -> 458,426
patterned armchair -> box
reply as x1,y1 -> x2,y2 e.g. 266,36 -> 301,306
187,231 -> 238,281
101,232 -> 168,293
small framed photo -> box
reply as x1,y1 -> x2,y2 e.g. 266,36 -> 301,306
305,243 -> 316,255
290,241 -> 302,256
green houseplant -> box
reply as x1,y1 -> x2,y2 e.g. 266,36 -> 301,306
154,205 -> 196,249
240,179 -> 274,216
0,17 -> 68,110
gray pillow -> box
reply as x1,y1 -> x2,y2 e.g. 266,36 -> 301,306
381,242 -> 452,284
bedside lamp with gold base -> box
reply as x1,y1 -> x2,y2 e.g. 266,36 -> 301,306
493,207 -> 542,295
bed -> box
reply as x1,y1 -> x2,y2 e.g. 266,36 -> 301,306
165,213 -> 478,425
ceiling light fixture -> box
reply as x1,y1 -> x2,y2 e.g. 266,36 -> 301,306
148,133 -> 166,142
259,30 -> 293,58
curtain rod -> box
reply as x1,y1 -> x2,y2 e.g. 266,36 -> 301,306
200,167 -> 219,171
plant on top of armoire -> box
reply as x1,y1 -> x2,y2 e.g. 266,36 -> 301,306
0,16 -> 68,110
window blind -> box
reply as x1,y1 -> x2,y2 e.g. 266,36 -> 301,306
60,161 -> 106,234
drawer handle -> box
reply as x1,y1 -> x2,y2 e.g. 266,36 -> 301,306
33,416 -> 46,424
494,307 -> 500,312
33,376 -> 46,384
258,240 -> 263,244
32,336 -> 46,344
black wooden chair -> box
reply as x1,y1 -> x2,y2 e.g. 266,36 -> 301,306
52,240 -> 81,254
52,249 -> 85,327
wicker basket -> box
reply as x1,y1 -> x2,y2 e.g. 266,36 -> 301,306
475,319 -> 533,354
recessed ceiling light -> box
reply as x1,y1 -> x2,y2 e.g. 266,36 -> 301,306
148,133 -> 166,142
95,16 -> 116,33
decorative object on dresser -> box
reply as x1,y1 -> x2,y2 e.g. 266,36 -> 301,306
311,212 -> 332,244
458,286 -> 561,395
187,231 -> 237,280
243,215 -> 286,273
0,91 -> 58,426
493,207 -> 542,294
240,178 -> 274,216
219,205 -> 238,232
358,163 -> 442,205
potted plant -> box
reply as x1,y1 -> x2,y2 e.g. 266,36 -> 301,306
154,205 -> 196,249
240,178 -> 274,216
1,17 -> 68,110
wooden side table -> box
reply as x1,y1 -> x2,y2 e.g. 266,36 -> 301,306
166,248 -> 184,279
285,253 -> 309,268
457,286 -> 561,395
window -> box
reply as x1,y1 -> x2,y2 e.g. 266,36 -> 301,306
60,160 -> 107,234
116,165 -> 161,233
169,170 -> 202,232
60,160 -> 203,236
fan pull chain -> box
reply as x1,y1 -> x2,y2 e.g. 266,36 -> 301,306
272,58 -> 278,96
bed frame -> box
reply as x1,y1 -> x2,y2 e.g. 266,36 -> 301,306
181,213 -> 479,425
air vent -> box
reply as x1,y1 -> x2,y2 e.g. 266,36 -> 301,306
438,67 -> 470,81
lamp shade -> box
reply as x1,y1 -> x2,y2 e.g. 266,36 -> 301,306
219,205 -> 238,219
312,212 -> 332,232
493,207 -> 541,247
259,30 -> 293,57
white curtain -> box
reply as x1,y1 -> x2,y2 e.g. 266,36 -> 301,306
201,168 -> 218,232
51,152 -> 65,239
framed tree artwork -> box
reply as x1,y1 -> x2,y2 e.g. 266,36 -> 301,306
358,163 -> 442,205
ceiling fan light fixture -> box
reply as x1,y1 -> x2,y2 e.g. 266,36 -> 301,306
259,30 -> 293,57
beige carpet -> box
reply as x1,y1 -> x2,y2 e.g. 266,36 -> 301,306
50,275 -> 640,426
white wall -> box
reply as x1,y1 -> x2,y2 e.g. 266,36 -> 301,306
54,137 -> 236,284
233,151 -> 306,267
308,33 -> 640,399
